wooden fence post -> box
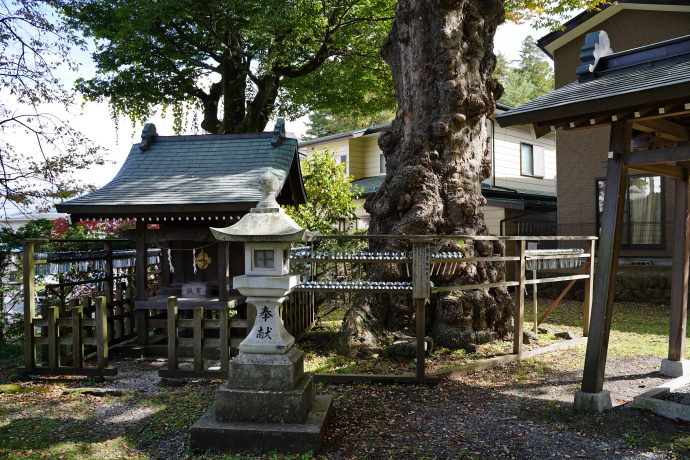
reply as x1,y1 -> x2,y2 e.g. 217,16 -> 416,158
513,240 -> 526,356
167,297 -> 178,372
95,296 -> 108,369
220,306 -> 229,375
104,241 -> 114,308
114,288 -> 123,339
583,239 -> 596,337
412,241 -> 431,380
47,306 -> 59,369
72,304 -> 84,369
193,306 -> 203,372
23,240 -> 36,369
125,289 -> 134,335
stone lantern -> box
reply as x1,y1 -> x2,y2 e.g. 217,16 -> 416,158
191,171 -> 331,454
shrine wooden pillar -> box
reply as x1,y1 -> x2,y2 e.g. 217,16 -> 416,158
135,220 -> 147,301
135,219 -> 148,349
160,245 -> 170,288
667,169 -> 690,363
579,121 -> 630,398
218,241 -> 230,302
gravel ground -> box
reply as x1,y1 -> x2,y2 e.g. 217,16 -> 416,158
63,344 -> 690,460
661,383 -> 690,405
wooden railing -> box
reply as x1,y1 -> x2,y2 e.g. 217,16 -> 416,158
290,234 -> 597,383
18,238 -> 154,378
160,297 -> 246,379
18,296 -> 117,377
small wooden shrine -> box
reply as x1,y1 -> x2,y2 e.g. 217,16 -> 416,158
497,32 -> 690,411
56,119 -> 307,351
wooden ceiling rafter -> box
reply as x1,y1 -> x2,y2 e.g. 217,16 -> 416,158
600,144 -> 690,179
528,101 -> 690,136
632,118 -> 689,142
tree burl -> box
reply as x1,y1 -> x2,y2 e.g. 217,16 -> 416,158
341,0 -> 513,350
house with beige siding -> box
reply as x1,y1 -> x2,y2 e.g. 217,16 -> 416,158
535,0 -> 690,263
299,103 -> 557,236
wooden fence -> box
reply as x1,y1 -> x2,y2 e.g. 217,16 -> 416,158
159,298 -> 245,379
17,296 -> 116,377
17,234 -> 596,383
18,238 -> 154,378
290,235 -> 597,384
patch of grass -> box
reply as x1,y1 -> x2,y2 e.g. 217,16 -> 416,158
0,343 -> 22,384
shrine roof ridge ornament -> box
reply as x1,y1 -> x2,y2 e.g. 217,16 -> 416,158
210,170 -> 317,243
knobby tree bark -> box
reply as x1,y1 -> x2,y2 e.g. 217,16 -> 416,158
339,0 -> 513,351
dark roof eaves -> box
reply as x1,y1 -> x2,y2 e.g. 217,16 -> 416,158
495,61 -> 690,127
298,124 -> 392,148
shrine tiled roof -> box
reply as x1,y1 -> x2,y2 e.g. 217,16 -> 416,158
496,34 -> 690,130
57,120 -> 307,219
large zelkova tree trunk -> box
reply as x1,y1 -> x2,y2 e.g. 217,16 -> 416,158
339,0 -> 513,351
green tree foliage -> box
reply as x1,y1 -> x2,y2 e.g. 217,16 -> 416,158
505,0 -> 607,29
285,148 -> 361,234
61,0 -> 397,134
494,36 -> 554,107
303,109 -> 394,140
0,0 -> 106,218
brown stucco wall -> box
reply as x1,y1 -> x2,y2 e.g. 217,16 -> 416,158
552,9 -> 690,258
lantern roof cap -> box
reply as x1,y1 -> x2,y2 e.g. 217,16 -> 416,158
211,171 -> 317,242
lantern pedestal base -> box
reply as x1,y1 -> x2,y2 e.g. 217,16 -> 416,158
190,395 -> 333,454
191,348 -> 332,453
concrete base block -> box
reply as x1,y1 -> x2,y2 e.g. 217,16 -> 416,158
191,395 -> 333,454
573,390 -> 612,412
229,348 -> 304,390
215,375 -> 314,424
660,358 -> 690,378
633,375 -> 690,421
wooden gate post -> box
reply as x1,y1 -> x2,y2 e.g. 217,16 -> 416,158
577,121 -> 630,408
664,169 -> 690,375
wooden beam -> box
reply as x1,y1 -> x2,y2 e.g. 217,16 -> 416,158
669,173 -> 690,362
580,120 -> 630,394
531,123 -> 552,139
630,163 -> 687,179
633,119 -> 689,142
626,144 -> 690,166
